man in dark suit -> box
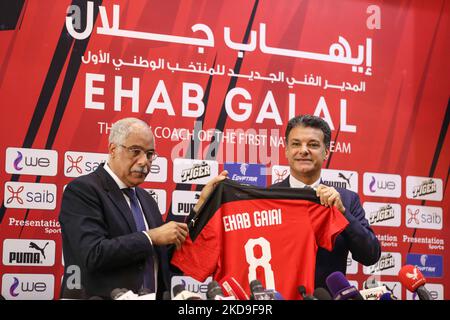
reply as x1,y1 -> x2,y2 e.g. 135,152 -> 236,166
59,118 -> 194,299
271,115 -> 381,290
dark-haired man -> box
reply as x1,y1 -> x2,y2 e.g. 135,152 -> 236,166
272,115 -> 381,289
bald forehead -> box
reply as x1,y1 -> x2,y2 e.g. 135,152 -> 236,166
124,124 -> 154,146
128,123 -> 152,136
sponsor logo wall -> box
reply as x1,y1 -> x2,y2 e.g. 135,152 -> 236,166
0,1 -> 448,299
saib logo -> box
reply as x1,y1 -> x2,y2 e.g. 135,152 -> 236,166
4,181 -> 57,210
224,162 -> 266,187
271,165 -> 289,184
66,155 -> 83,175
406,254 -> 442,278
6,147 -> 58,176
405,205 -> 442,230
64,151 -> 108,177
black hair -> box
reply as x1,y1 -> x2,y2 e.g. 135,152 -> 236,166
285,115 -> 331,148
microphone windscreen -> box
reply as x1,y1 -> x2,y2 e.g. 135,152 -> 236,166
297,285 -> 307,296
110,288 -> 127,300
274,291 -> 285,300
172,283 -> 186,297
162,291 -> 171,300
138,288 -> 152,296
363,275 -> 380,289
249,279 -> 264,295
325,271 -> 350,297
378,292 -> 397,300
313,288 -> 332,300
207,280 -> 224,300
398,265 -> 426,292
325,271 -> 363,300
172,290 -> 203,300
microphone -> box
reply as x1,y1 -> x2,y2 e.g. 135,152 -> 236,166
359,275 -> 389,300
135,287 -> 156,300
274,291 -> 285,300
398,265 -> 433,300
138,288 -> 152,296
110,288 -> 138,300
325,272 -> 364,300
359,285 -> 388,300
162,291 -> 171,300
249,279 -> 264,299
298,285 -> 318,300
249,279 -> 276,300
313,288 -> 333,300
378,292 -> 398,300
172,283 -> 202,300
219,276 -> 249,300
172,283 -> 185,297
207,281 -> 228,300
363,275 -> 380,289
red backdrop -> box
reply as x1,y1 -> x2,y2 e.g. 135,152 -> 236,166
0,0 -> 448,299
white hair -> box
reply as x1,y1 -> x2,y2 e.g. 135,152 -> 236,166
108,118 -> 151,145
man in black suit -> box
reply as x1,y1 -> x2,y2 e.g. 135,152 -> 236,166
271,115 -> 381,289
59,117 -> 225,299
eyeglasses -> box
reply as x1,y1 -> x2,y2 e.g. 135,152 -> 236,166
119,145 -> 158,161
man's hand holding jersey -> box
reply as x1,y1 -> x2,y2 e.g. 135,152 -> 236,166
316,184 -> 346,214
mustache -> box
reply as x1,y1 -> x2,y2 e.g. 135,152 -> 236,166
131,166 -> 149,175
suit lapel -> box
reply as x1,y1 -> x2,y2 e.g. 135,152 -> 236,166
107,187 -> 137,232
95,165 -> 137,232
280,176 -> 291,187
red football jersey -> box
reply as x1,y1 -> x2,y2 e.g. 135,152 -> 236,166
172,180 -> 349,300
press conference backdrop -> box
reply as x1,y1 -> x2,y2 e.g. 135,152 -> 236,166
0,0 -> 448,300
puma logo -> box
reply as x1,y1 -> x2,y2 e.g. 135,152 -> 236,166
338,172 -> 353,188
29,242 -> 49,259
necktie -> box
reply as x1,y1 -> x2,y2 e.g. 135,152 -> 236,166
303,185 -> 314,190
122,188 -> 155,292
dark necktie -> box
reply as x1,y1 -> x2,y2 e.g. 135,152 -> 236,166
122,188 -> 155,292
303,185 -> 314,190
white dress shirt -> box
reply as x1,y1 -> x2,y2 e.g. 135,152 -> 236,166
104,163 -> 158,291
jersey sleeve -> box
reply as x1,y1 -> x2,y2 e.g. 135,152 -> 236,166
171,211 -> 222,282
309,203 -> 349,251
